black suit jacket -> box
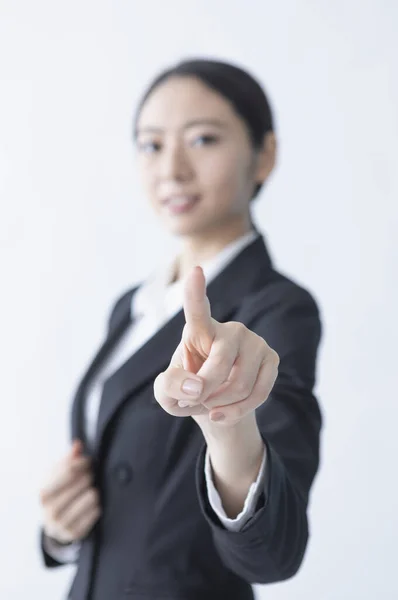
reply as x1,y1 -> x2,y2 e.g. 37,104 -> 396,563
41,235 -> 322,600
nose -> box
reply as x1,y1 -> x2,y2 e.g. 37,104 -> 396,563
159,140 -> 193,182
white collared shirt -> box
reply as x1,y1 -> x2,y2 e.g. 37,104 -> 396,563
45,230 -> 267,562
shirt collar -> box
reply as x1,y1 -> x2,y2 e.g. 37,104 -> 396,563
132,229 -> 259,321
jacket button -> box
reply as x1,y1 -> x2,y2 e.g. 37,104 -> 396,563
113,463 -> 133,485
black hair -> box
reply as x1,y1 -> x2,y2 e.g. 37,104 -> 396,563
134,58 -> 275,200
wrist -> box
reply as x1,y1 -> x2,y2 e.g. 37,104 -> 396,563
202,412 -> 259,448
203,413 -> 264,486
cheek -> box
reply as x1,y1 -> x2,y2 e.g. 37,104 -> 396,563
137,161 -> 158,200
199,150 -> 250,201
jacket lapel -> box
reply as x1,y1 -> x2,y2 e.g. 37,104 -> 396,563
70,300 -> 133,448
75,235 -> 274,454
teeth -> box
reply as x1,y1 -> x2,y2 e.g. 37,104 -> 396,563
168,195 -> 196,206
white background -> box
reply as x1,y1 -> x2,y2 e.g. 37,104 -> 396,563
0,1 -> 397,598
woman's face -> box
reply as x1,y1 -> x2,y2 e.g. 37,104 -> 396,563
135,76 -> 269,238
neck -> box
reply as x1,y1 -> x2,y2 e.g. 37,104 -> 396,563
175,216 -> 253,281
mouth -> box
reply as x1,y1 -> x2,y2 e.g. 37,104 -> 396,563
161,194 -> 201,216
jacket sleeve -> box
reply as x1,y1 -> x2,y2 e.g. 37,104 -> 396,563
195,284 -> 322,584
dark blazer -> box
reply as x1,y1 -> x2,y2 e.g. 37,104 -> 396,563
41,235 -> 322,600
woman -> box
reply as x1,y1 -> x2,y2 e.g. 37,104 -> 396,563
39,58 -> 322,600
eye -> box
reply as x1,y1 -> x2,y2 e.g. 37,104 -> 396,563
137,140 -> 161,154
191,134 -> 219,147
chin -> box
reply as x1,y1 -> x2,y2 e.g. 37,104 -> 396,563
161,216 -> 211,238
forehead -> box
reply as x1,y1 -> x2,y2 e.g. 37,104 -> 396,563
137,76 -> 240,130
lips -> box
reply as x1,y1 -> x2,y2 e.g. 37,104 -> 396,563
161,194 -> 200,215
162,194 -> 199,205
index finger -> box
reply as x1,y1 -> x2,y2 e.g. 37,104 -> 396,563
183,267 -> 213,334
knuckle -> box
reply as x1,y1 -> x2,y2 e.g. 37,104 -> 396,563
48,507 -> 61,524
75,523 -> 84,537
82,522 -> 92,537
272,349 -> 280,367
256,335 -> 267,350
234,380 -> 251,397
233,321 -> 247,337
210,352 -> 225,367
223,321 -> 242,338
93,506 -> 102,521
87,488 -> 98,505
81,472 -> 93,488
153,372 -> 167,401
74,458 -> 90,473
153,371 -> 162,390
162,370 -> 175,395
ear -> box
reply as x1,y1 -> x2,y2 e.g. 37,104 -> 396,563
254,132 -> 277,184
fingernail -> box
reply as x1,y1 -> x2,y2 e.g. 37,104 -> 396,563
211,412 -> 225,422
182,378 -> 203,396
178,401 -> 190,408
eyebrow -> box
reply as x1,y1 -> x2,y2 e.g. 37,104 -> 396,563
135,118 -> 228,136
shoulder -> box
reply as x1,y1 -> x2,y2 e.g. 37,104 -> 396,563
240,270 -> 322,361
244,269 -> 321,324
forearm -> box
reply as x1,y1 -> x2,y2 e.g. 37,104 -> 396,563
202,413 -> 265,518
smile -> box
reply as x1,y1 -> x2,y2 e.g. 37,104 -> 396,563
162,195 -> 200,215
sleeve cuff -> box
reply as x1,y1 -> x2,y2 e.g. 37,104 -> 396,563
204,444 -> 267,532
195,433 -> 278,548
42,533 -> 81,564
